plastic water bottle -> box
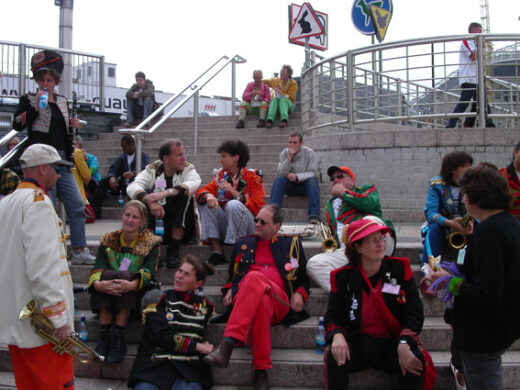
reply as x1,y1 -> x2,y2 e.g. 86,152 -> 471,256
117,190 -> 124,206
79,313 -> 88,342
155,219 -> 164,238
217,172 -> 228,202
316,316 -> 326,353
39,88 -> 49,109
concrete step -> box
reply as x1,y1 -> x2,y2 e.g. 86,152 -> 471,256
1,347 -> 519,389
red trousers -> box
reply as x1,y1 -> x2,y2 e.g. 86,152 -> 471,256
9,343 -> 74,390
224,271 -> 290,369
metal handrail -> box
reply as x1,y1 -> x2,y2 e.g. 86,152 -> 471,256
302,33 -> 520,132
120,54 -> 246,173
0,133 -> 28,170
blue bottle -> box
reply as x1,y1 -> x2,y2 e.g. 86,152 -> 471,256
316,316 -> 326,353
217,172 -> 228,202
39,88 -> 48,109
155,219 -> 164,238
117,190 -> 124,206
79,313 -> 88,342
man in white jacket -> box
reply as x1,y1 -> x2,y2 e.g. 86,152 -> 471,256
0,143 -> 75,389
127,138 -> 201,268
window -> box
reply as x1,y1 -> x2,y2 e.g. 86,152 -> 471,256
87,66 -> 92,77
108,67 -> 115,78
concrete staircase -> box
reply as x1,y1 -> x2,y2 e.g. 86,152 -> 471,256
2,116 -> 520,389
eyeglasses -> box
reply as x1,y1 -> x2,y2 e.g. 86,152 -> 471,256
253,217 -> 272,226
47,164 -> 60,172
329,174 -> 346,182
364,236 -> 386,245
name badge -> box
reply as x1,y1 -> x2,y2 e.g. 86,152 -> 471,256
382,283 -> 400,295
119,257 -> 131,271
155,179 -> 167,189
457,247 -> 466,265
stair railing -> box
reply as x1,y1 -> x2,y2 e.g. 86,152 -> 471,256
120,55 -> 247,173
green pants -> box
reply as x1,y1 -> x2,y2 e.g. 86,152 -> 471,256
267,97 -> 295,122
238,100 -> 268,121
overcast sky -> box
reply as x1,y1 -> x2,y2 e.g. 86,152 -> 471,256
3,0 -> 520,97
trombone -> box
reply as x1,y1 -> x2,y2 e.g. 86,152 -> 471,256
19,299 -> 103,363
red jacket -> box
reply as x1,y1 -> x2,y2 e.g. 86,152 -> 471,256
500,164 -> 520,222
196,167 -> 265,216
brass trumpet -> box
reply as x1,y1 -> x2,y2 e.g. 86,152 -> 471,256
19,299 -> 103,363
448,214 -> 473,250
318,222 -> 338,253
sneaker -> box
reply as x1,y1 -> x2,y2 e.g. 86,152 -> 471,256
450,359 -> 467,390
265,120 -> 273,129
207,252 -> 226,266
71,247 -> 96,265
123,122 -> 132,128
279,120 -> 288,128
235,120 -> 245,129
419,278 -> 437,297
309,216 -> 321,224
257,119 -> 266,128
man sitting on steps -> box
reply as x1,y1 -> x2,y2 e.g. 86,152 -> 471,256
306,165 -> 395,292
127,138 -> 201,268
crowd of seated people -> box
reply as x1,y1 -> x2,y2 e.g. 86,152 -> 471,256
10,55 -> 518,390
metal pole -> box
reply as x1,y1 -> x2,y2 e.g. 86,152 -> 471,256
135,134 -> 143,175
193,91 -> 199,155
476,35 -> 486,127
99,55 -> 105,112
431,43 -> 435,89
231,59 -> 236,120
18,44 -> 26,96
59,0 -> 74,100
347,50 -> 355,131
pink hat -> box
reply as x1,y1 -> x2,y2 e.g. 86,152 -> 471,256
342,218 -> 391,245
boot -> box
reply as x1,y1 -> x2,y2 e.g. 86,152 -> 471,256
95,326 -> 111,361
257,119 -> 266,128
167,240 -> 180,268
253,369 -> 269,390
107,328 -> 126,363
203,339 -> 234,368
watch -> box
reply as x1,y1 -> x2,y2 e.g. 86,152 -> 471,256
399,339 -> 408,345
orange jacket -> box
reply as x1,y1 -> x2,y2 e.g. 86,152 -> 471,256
196,167 -> 265,216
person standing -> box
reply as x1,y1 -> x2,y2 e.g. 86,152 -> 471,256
0,144 -> 75,389
269,132 -> 320,223
446,22 -> 495,128
430,165 -> 520,389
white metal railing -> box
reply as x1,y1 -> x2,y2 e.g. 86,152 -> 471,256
120,55 -> 246,171
301,34 -> 520,132
0,40 -> 105,111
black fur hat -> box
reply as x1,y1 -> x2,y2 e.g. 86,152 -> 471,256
30,50 -> 64,76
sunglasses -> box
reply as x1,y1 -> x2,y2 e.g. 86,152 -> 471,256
253,217 -> 272,226
329,174 -> 347,181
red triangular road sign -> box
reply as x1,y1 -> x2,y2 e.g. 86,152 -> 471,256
289,2 -> 324,40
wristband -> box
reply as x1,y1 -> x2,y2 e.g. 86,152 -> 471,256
449,276 -> 463,296
167,188 -> 174,197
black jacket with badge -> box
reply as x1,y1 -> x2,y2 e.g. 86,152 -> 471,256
222,234 -> 311,326
324,256 -> 424,343
128,289 -> 214,390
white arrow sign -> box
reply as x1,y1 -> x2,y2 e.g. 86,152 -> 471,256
289,2 -> 324,40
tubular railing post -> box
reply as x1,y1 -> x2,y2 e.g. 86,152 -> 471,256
193,91 -> 199,155
231,59 -> 236,120
477,35 -> 486,127
99,56 -> 105,112
135,134 -> 143,175
18,44 -> 26,97
397,79 -> 403,126
347,51 -> 354,131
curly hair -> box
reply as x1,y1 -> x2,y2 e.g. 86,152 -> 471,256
217,140 -> 250,168
460,165 -> 512,210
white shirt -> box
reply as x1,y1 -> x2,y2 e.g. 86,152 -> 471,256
458,39 -> 477,85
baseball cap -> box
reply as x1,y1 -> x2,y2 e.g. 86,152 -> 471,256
20,144 -> 73,169
327,166 -> 356,182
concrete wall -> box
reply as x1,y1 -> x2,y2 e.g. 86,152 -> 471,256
306,127 -> 520,212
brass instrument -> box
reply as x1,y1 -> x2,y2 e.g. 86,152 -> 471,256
448,214 -> 473,250
318,222 -> 338,253
19,299 -> 103,363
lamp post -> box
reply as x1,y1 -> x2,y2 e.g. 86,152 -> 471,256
56,0 -> 73,100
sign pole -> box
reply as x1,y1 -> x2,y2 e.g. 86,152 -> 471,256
304,37 -> 311,70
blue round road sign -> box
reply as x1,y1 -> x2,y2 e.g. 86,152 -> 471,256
351,0 -> 392,35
